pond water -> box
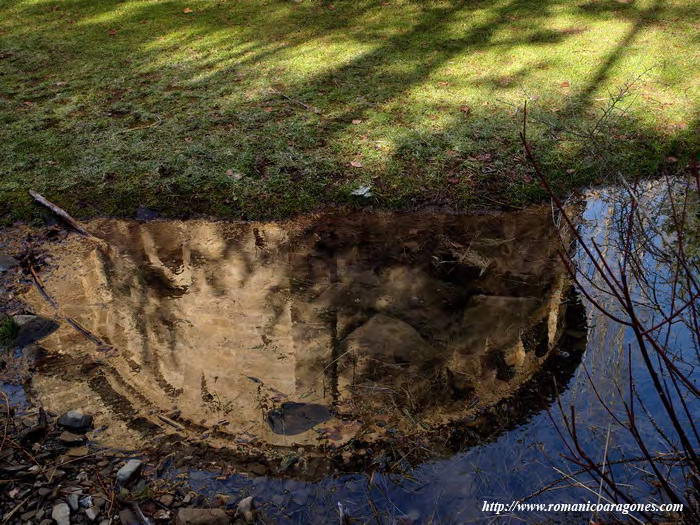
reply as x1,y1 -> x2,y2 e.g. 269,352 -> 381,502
4,182 -> 697,523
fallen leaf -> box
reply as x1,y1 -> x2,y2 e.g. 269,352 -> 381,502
438,81 -> 450,87
263,106 -> 274,112
474,153 -> 492,162
459,105 -> 471,114
183,8 -> 193,14
665,156 -> 679,163
352,119 -> 362,124
226,169 -> 243,180
566,168 -> 576,174
184,137 -> 193,142
350,161 -> 364,168
447,177 -> 459,184
446,149 -> 459,156
107,29 -> 117,36
560,81 -> 570,88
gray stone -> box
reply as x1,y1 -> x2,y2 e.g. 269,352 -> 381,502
116,459 -> 143,484
0,254 -> 17,273
236,497 -> 255,524
119,509 -> 139,525
51,503 -> 70,525
68,492 -> 80,511
57,410 -> 93,432
20,510 -> 36,521
12,315 -> 59,348
85,507 -> 100,521
175,508 -> 230,525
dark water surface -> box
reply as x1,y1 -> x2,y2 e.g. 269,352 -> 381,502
4,185 -> 696,523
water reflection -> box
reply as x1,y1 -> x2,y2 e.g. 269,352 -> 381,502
23,207 -> 586,467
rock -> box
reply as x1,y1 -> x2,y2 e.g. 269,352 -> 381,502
154,509 -> 171,521
99,520 -> 111,525
265,402 -> 331,435
85,507 -> 100,521
38,487 -> 52,497
40,519 -> 53,525
57,410 -> 93,432
20,510 -> 36,521
52,503 -> 70,525
12,315 -> 59,348
116,459 -> 143,484
60,430 -> 85,446
80,496 -> 93,508
68,492 -> 80,511
175,508 -> 230,525
158,494 -> 174,507
0,254 -> 17,273
119,509 -> 139,525
350,185 -> 372,197
236,497 -> 255,523
21,343 -> 46,363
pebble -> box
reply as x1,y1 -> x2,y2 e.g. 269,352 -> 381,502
0,254 -> 17,273
116,459 -> 143,484
236,496 -> 255,524
68,492 -> 80,511
158,494 -> 174,507
119,509 -> 139,525
12,314 -> 59,348
57,410 -> 93,432
51,503 -> 71,525
20,510 -> 36,521
85,506 -> 100,521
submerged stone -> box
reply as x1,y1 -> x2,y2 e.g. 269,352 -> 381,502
116,459 -> 143,484
57,410 -> 93,432
12,315 -> 59,348
266,403 -> 332,435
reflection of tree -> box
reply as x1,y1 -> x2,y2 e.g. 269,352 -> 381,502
27,208 -> 587,464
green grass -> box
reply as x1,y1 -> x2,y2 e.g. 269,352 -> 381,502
0,0 -> 698,221
0,316 -> 19,348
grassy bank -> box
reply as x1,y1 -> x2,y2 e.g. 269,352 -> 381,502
0,0 -> 697,222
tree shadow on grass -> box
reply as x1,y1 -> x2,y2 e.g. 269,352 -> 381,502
0,0 -> 697,220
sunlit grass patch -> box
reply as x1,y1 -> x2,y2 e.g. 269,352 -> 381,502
0,0 -> 697,221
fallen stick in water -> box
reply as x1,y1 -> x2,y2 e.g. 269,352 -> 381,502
29,190 -> 107,247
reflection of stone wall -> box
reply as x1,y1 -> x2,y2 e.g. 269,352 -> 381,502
24,208 -> 572,450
